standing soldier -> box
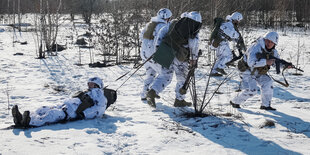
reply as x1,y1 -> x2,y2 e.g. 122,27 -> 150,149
209,12 -> 244,76
140,8 -> 172,100
146,11 -> 202,108
230,32 -> 292,110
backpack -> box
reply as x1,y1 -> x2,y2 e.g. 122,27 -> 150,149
72,88 -> 117,110
153,17 -> 202,68
143,22 -> 160,40
103,88 -> 117,109
237,57 -> 249,72
209,17 -> 225,48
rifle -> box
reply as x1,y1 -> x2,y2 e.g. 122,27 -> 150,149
226,25 -> 246,65
234,23 -> 247,52
115,53 -> 155,90
236,36 -> 246,53
256,51 -> 304,87
256,52 -> 304,74
179,50 -> 202,95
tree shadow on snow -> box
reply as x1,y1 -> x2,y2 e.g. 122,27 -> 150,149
273,87 -> 310,102
240,108 -> 310,138
12,114 -> 130,138
157,103 -> 301,155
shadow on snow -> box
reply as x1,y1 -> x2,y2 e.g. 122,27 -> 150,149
240,108 -> 310,138
273,86 -> 310,102
157,102 -> 301,155
11,114 -> 131,138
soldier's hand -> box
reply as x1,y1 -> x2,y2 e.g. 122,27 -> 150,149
76,112 -> 85,120
256,53 -> 264,59
286,64 -> 293,69
285,62 -> 293,69
189,60 -> 197,68
266,59 -> 275,66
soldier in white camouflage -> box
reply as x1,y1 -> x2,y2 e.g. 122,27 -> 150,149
210,12 -> 243,76
230,32 -> 292,110
146,11 -> 202,108
12,77 -> 107,127
140,8 -> 172,100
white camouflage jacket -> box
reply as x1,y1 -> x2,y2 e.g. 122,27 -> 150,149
220,21 -> 240,41
64,88 -> 107,119
244,37 -> 280,74
154,21 -> 200,61
140,16 -> 168,61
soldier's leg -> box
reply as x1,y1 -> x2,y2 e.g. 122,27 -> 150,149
150,67 -> 173,95
231,73 -> 257,106
147,67 -> 173,107
257,75 -> 274,108
141,62 -> 157,99
29,107 -> 66,127
217,43 -> 233,70
211,42 -> 232,75
211,47 -> 222,74
173,61 -> 188,100
173,61 -> 192,107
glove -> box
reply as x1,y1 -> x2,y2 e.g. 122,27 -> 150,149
76,111 -> 85,120
75,94 -> 94,114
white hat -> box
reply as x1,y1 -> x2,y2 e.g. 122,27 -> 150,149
180,12 -> 188,18
88,77 -> 103,89
229,12 -> 243,22
157,8 -> 172,19
264,31 -> 279,45
187,11 -> 202,23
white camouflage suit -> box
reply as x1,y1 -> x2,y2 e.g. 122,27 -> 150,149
149,21 -> 200,100
231,37 -> 280,107
140,16 -> 169,99
29,87 -> 107,127
211,19 -> 240,74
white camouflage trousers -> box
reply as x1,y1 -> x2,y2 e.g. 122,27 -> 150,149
141,60 -> 162,98
232,71 -> 274,107
29,98 -> 81,126
150,58 -> 188,100
211,41 -> 233,73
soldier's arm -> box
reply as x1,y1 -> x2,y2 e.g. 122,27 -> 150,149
188,35 -> 199,61
220,22 -> 240,41
154,25 -> 169,48
139,23 -> 148,41
247,46 -> 267,68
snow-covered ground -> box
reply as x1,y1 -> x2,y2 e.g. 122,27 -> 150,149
0,24 -> 310,154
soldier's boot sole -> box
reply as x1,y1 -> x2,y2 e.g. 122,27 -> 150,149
12,105 -> 23,126
147,97 -> 156,108
21,111 -> 31,127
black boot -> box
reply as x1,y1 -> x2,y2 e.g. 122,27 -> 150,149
174,99 -> 192,107
12,105 -> 23,126
230,101 -> 241,108
141,94 -> 160,101
215,68 -> 227,75
210,72 -> 223,77
260,106 -> 276,111
146,89 -> 157,108
21,111 -> 31,127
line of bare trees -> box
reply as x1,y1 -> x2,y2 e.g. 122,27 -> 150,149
0,0 -> 309,64
1,0 -> 309,27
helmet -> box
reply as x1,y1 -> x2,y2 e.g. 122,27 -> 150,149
187,11 -> 202,23
157,8 -> 172,20
264,31 -> 279,45
225,15 -> 231,21
180,12 -> 188,18
88,77 -> 103,89
230,12 -> 243,22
